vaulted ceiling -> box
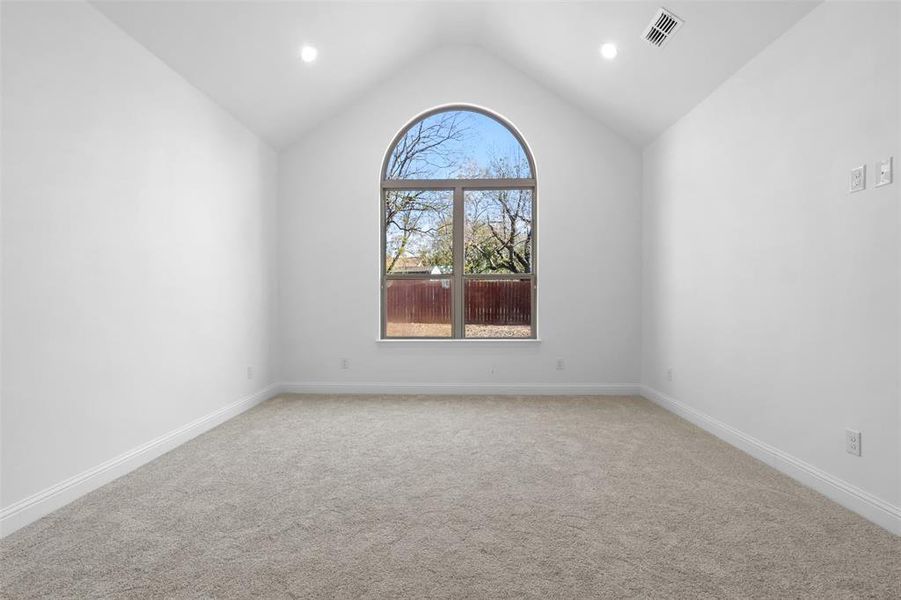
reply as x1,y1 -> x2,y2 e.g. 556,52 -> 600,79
92,1 -> 818,148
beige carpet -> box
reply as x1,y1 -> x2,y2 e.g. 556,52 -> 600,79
1,394 -> 898,599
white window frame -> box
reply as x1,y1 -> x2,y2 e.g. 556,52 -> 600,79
380,106 -> 537,340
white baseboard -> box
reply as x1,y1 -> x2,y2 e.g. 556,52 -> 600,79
639,385 -> 901,536
277,381 -> 640,396
0,383 -> 280,538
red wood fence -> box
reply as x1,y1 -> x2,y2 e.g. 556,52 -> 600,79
465,279 -> 531,325
386,279 -> 531,325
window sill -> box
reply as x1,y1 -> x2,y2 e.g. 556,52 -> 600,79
377,338 -> 541,344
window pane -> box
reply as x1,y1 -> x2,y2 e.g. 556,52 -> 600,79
464,279 -> 532,338
385,279 -> 453,338
385,109 -> 532,180
464,189 -> 533,274
385,190 -> 453,274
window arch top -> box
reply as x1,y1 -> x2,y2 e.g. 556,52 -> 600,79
383,107 -> 534,181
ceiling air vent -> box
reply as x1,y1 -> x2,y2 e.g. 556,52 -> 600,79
642,7 -> 684,48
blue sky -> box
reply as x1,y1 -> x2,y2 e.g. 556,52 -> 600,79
459,110 -> 526,171
391,109 -> 529,179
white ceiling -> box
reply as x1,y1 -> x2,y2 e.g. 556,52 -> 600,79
92,1 -> 818,148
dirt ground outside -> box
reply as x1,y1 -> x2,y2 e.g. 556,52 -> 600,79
386,322 -> 531,338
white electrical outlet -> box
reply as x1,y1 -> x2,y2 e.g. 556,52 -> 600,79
556,358 -> 565,370
666,368 -> 673,382
246,365 -> 254,380
876,157 -> 893,187
849,165 -> 866,193
845,429 -> 861,456
340,358 -> 349,369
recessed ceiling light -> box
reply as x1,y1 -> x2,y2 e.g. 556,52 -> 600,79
299,45 -> 318,63
600,42 -> 618,60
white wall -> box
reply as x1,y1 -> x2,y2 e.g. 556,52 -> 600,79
1,1 -> 278,530
277,45 -> 642,392
642,1 -> 900,529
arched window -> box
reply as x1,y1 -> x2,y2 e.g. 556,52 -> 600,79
381,106 -> 536,339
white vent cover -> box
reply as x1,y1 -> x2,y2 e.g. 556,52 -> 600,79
642,7 -> 684,48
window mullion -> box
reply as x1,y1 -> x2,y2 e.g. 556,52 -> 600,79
453,185 -> 464,338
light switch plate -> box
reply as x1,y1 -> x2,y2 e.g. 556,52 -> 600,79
876,157 -> 892,187
849,165 -> 866,193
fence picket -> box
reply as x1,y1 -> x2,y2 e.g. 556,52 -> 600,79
386,279 -> 530,325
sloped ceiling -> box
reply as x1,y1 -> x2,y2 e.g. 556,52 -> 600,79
92,1 -> 819,148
